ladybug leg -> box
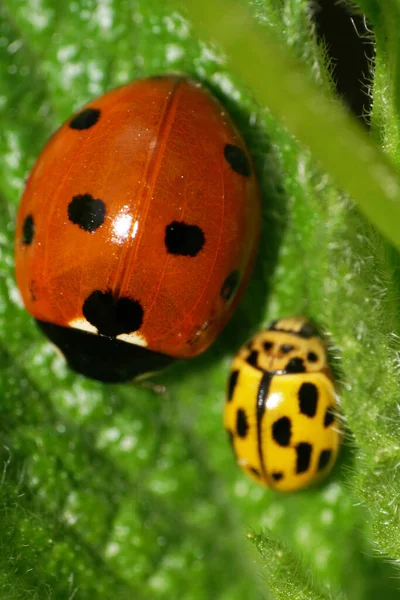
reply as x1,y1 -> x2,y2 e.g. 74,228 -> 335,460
138,380 -> 167,395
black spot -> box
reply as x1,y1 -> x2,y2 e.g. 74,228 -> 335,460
324,406 -> 335,427
69,108 -> 101,130
221,269 -> 240,301
298,323 -> 317,338
267,320 -> 278,332
246,350 -> 259,368
296,442 -> 312,473
36,319 -> 173,383
248,466 -> 261,478
285,357 -> 305,373
227,370 -> 239,402
263,341 -> 273,351
272,416 -> 291,446
68,194 -> 106,232
236,408 -> 249,438
22,214 -> 34,244
298,382 -> 318,417
318,449 -> 332,471
271,472 -> 283,481
307,351 -> 318,362
165,221 -> 205,257
224,144 -> 251,177
83,290 -> 144,337
280,344 -> 294,354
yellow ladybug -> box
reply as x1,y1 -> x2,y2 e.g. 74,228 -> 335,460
224,317 -> 341,492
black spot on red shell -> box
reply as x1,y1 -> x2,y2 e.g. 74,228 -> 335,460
271,472 -> 283,481
227,369 -> 239,402
298,382 -> 318,417
83,290 -> 144,337
307,351 -> 318,362
224,144 -> 251,177
317,449 -> 332,471
68,194 -> 106,232
221,270 -> 240,301
22,214 -> 34,244
285,357 -> 305,373
324,406 -> 335,427
236,408 -> 249,438
165,221 -> 205,257
296,442 -> 312,473
69,108 -> 101,130
272,416 -> 291,446
246,350 -> 259,368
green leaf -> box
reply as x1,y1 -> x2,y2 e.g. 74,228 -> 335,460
2,0 -> 400,598
248,531 -> 332,600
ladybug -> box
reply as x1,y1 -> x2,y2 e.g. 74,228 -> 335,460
224,317 -> 341,492
15,75 -> 260,382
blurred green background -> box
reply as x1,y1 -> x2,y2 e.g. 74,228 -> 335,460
1,0 -> 400,598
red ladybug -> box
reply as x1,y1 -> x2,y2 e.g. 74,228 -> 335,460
15,76 -> 261,382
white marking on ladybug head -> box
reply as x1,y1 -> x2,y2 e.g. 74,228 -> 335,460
69,317 -> 98,335
116,332 -> 148,347
69,318 -> 148,347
